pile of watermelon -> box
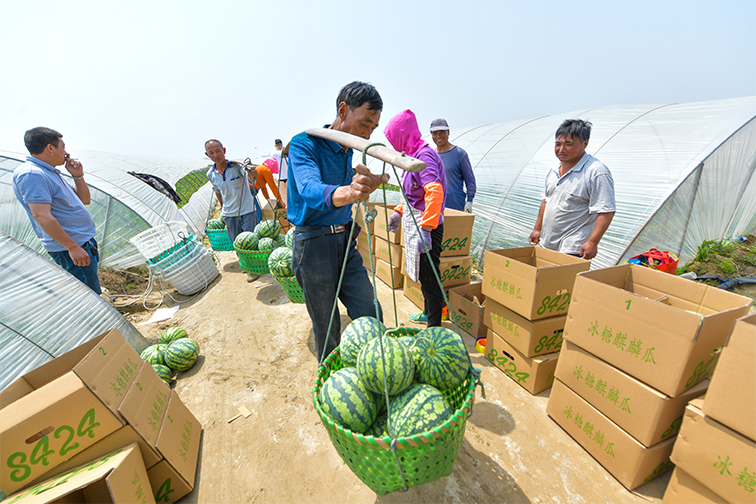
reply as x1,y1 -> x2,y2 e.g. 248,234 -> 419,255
206,216 -> 225,230
140,326 -> 201,387
319,317 -> 471,438
233,220 -> 290,254
262,226 -> 296,277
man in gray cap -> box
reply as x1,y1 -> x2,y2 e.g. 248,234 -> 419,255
430,118 -> 476,213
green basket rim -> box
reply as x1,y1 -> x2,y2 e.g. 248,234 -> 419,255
312,345 -> 476,450
234,246 -> 273,257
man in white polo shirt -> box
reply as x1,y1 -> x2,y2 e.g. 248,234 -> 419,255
12,127 -> 101,293
529,119 -> 615,260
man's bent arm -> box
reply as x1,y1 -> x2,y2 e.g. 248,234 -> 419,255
28,203 -> 90,266
580,212 -> 615,260
529,200 -> 547,245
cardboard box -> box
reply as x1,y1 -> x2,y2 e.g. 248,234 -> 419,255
547,379 -> 676,490
149,391 -> 202,504
403,276 -> 424,309
662,467 -> 726,504
352,201 -> 379,234
3,443 -> 154,504
448,282 -> 486,340
402,254 -> 472,289
357,245 -> 373,269
555,341 -> 709,446
118,362 -> 171,449
375,236 -> 402,266
0,329 -> 141,495
482,247 -> 590,321
702,313 -> 756,441
356,231 -> 375,254
484,329 -> 559,394
670,397 -> 756,504
564,264 -> 753,397
26,425 -> 162,487
375,259 -> 403,289
373,205 -> 402,244
484,298 -> 566,357
440,208 -> 474,257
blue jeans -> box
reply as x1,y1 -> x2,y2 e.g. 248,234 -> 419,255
225,211 -> 257,242
49,237 -> 102,294
292,224 -> 383,363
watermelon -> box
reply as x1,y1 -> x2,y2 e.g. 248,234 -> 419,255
164,338 -> 200,372
268,247 -> 293,277
357,337 -> 414,395
319,367 -> 379,433
255,220 -> 281,239
152,363 -> 172,383
141,344 -> 168,366
219,214 -> 225,226
339,316 -> 386,367
388,383 -> 452,438
206,219 -> 224,230
366,415 -> 388,438
234,231 -> 259,251
158,326 -> 188,345
274,234 -> 287,248
413,327 -> 470,391
285,227 -> 295,248
257,237 -> 275,253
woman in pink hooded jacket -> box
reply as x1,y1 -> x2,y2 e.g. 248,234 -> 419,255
384,109 -> 447,326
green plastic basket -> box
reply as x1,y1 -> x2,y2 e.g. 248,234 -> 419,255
274,275 -> 305,303
235,246 -> 271,275
206,228 -> 234,251
312,332 -> 477,496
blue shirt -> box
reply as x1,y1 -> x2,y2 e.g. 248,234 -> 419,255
438,146 -> 475,211
287,128 -> 354,226
12,157 -> 97,252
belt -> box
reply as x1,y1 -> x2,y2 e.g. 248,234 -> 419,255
294,222 -> 350,241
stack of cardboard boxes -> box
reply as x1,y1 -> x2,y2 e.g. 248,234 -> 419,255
258,196 -> 291,233
353,202 -> 381,274
546,264 -> 752,490
664,313 -> 755,503
372,204 -> 404,289
482,247 -> 590,394
0,329 -> 202,504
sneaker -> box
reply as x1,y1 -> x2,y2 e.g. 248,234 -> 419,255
409,312 -> 428,324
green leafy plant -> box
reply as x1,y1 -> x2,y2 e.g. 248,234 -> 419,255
719,259 -> 736,276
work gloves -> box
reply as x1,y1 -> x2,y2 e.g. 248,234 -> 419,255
388,211 -> 401,233
418,229 -> 432,253
464,201 -> 473,213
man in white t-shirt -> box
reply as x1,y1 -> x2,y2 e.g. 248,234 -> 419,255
529,119 -> 615,260
272,138 -> 288,204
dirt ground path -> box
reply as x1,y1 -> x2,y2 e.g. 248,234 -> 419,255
130,251 -> 675,504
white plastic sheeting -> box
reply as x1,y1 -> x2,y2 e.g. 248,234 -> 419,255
0,232 -> 149,392
368,96 -> 756,268
0,150 -> 215,269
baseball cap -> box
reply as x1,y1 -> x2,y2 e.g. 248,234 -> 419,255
429,118 -> 450,132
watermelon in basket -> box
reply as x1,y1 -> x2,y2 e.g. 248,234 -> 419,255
312,326 -> 479,496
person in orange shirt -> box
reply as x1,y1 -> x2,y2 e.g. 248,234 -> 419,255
249,158 -> 286,210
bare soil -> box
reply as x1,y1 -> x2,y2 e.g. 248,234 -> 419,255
101,251 -> 685,504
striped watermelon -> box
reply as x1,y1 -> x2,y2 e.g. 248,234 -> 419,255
234,231 -> 259,251
206,219 -> 224,230
158,326 -> 188,345
257,237 -> 275,253
152,363 -> 172,383
268,247 -> 293,277
255,220 -> 281,239
339,316 -> 386,367
388,383 -> 451,438
141,344 -> 168,366
357,337 -> 414,395
366,415 -> 388,438
219,214 -> 225,226
412,327 -> 470,391
285,227 -> 295,248
164,338 -> 200,372
319,367 -> 379,433
273,234 -> 287,248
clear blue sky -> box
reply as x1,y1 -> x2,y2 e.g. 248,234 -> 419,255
2,0 -> 754,161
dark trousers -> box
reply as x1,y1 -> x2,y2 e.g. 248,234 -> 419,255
48,237 -> 101,294
292,224 -> 383,363
419,224 -> 445,327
